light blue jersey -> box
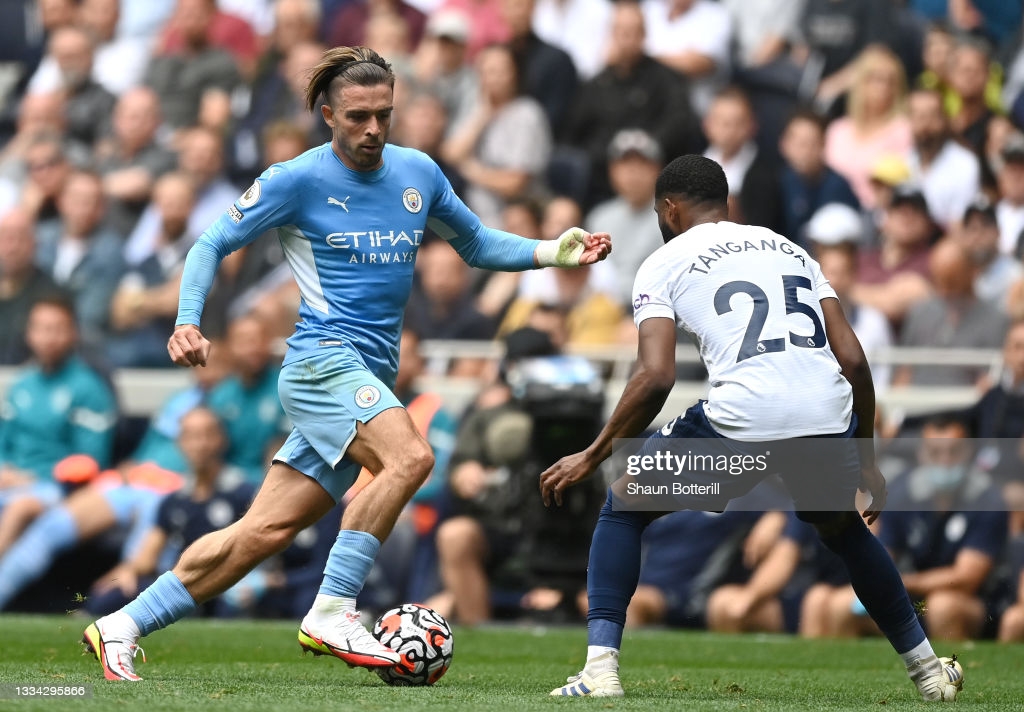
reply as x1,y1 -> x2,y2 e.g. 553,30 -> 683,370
178,143 -> 537,387
176,142 -> 540,500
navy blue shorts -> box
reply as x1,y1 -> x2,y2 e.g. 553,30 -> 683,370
614,401 -> 860,520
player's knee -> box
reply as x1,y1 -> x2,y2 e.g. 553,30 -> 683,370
386,439 -> 434,486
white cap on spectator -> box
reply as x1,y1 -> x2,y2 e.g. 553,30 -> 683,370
805,203 -> 864,246
607,128 -> 663,164
426,10 -> 470,43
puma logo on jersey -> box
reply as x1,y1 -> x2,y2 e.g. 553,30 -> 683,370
327,196 -> 350,212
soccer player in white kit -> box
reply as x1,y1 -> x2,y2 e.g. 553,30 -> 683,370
540,155 -> 963,702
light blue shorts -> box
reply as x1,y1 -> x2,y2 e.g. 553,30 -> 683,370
274,349 -> 402,501
0,480 -> 63,512
100,484 -> 167,557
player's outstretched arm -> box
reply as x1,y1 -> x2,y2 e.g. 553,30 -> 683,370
447,224 -> 611,272
540,317 -> 676,506
820,297 -> 885,523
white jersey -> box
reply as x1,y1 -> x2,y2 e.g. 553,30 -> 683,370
633,222 -> 852,440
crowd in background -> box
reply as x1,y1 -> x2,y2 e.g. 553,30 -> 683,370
1,0 -> 1024,643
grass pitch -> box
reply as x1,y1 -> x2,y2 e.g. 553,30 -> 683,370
0,614 -> 1021,711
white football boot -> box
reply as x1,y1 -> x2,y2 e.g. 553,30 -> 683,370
550,651 -> 625,697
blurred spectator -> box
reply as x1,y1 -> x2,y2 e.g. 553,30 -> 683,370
964,320 -> 1024,491
499,0 -> 578,131
926,0 -> 1023,50
824,45 -> 913,210
94,87 -> 177,236
999,545 -> 1024,642
795,0 -> 899,109
626,508 -> 763,629
953,199 -> 1023,311
778,109 -> 860,243
0,208 -> 64,365
474,197 -> 544,319
18,133 -> 73,225
981,113 -> 1016,191
896,240 -> 1008,387
641,0 -> 731,116
0,0 -> 77,97
806,416 -> 1007,641
35,170 -> 124,346
207,315 -> 288,484
0,297 -> 116,512
409,11 -> 478,136
364,13 -> 416,81
406,239 -> 497,342
117,0 -> 176,44
144,0 -> 242,131
27,0 -> 151,97
947,36 -> 1000,154
435,0 -> 511,61
441,43 -> 551,227
230,40 -> 330,180
327,0 -> 426,52
561,0 -> 696,206
721,0 -> 804,69
125,126 -> 239,267
249,0 -> 321,96
583,129 -> 664,309
0,92 -> 70,189
531,0 -> 612,81
805,202 -> 866,250
865,154 -> 912,232
218,0 -> 276,38
706,511 -> 810,634
814,240 -> 893,391
500,196 -> 624,345
129,339 -> 231,476
354,328 -> 459,611
917,21 -> 955,102
107,172 -> 194,367
995,135 -> 1024,257
157,0 -> 260,79
430,330 -> 604,624
31,25 -> 116,148
849,187 -> 934,327
906,87 -> 982,229
703,87 -> 781,231
392,92 -> 465,198
84,407 -> 254,617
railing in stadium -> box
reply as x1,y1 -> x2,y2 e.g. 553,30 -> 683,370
0,342 -> 1004,421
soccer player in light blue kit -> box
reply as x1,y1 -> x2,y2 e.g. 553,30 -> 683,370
82,45 -> 611,681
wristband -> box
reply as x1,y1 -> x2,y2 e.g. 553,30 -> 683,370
534,227 -> 586,267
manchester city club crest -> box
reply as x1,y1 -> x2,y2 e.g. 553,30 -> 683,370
355,385 -> 381,408
402,187 -> 422,213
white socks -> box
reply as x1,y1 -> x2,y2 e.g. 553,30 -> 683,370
307,594 -> 357,622
99,611 -> 141,641
900,639 -> 937,670
586,647 -> 620,673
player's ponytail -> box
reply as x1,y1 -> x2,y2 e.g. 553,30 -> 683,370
305,46 -> 394,112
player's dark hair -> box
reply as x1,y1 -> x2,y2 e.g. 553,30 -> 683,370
655,154 -> 729,207
305,46 -> 394,111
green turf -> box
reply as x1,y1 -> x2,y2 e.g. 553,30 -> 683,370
0,614 -> 1020,711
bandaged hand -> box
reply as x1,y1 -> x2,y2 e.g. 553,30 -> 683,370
534,227 -> 612,268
